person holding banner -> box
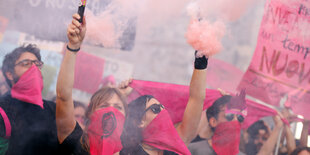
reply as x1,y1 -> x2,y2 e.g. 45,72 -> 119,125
245,111 -> 297,155
188,90 -> 247,155
120,51 -> 207,154
56,14 -> 128,155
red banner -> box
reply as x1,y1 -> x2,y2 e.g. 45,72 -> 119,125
238,0 -> 310,119
74,51 -> 105,94
207,58 -> 243,93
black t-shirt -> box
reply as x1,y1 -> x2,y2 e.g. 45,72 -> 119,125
59,122 -> 88,155
0,94 -> 59,155
120,145 -> 178,155
191,135 -> 207,143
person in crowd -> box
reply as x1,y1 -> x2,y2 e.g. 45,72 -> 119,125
0,44 -> 59,154
245,111 -> 296,155
120,52 -> 207,154
56,13 -> 128,155
188,92 -> 247,155
73,101 -> 87,130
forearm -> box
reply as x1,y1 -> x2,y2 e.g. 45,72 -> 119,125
284,125 -> 296,154
258,126 -> 282,155
300,121 -> 309,147
189,69 -> 207,101
177,68 -> 207,145
56,48 -> 77,101
56,48 -> 78,143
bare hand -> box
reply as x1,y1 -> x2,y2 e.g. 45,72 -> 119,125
67,13 -> 86,49
273,115 -> 284,129
118,78 -> 133,96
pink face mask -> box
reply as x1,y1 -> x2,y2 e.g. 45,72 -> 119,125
88,107 -> 125,155
142,109 -> 191,155
11,65 -> 44,108
212,121 -> 241,155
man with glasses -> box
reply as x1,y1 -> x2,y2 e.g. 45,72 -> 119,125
189,92 -> 247,155
0,44 -> 59,155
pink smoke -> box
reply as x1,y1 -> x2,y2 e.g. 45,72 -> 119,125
84,9 -> 121,48
185,18 -> 226,57
196,0 -> 257,22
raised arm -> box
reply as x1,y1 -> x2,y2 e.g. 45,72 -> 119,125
300,120 -> 309,147
56,14 -> 86,143
176,52 -> 207,145
257,115 -> 283,155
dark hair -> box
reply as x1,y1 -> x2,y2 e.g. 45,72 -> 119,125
121,95 -> 154,154
82,87 -> 128,151
73,100 -> 86,110
206,95 -> 231,131
247,120 -> 269,138
245,120 -> 269,155
2,44 -> 41,87
291,147 -> 310,155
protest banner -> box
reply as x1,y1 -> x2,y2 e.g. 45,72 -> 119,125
238,0 -> 310,119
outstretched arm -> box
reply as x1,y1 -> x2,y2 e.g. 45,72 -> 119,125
56,13 -> 86,143
176,53 -> 207,145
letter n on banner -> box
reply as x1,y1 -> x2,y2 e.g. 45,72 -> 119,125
237,0 -> 310,119
74,51 -> 104,94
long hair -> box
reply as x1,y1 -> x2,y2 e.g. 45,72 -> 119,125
120,95 -> 154,154
81,87 -> 128,151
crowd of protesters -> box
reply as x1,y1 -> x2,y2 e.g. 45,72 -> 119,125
0,13 -> 309,155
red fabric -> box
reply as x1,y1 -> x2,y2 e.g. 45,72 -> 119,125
207,58 -> 243,92
88,107 -> 125,155
11,65 -> 44,108
212,121 -> 241,155
0,107 -> 11,138
237,0 -> 310,120
130,80 -> 277,129
142,109 -> 191,155
74,51 -> 104,94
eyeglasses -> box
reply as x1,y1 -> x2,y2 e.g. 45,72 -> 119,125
144,104 -> 165,114
225,113 -> 244,123
15,59 -> 44,69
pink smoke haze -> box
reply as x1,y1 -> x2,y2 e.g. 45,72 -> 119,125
84,9 -> 121,48
186,19 -> 226,57
196,0 -> 257,22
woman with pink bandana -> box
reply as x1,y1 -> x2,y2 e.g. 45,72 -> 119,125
120,51 -> 208,154
56,14 -> 128,155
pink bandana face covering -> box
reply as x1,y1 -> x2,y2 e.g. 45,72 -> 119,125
11,65 -> 44,108
142,109 -> 191,155
88,107 -> 125,155
212,121 -> 241,155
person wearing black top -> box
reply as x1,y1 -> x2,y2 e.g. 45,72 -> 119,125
0,44 -> 59,155
56,13 -> 128,155
120,53 -> 208,155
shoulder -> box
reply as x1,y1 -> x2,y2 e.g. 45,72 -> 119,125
59,122 -> 86,154
43,100 -> 56,111
188,140 -> 216,155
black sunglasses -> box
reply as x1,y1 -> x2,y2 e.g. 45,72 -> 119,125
15,59 -> 44,69
144,104 -> 165,114
225,113 -> 244,123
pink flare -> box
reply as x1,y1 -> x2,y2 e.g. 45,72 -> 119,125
186,19 -> 226,57
84,9 -> 121,48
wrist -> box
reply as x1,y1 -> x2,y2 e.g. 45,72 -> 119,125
67,42 -> 80,50
194,56 -> 208,70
